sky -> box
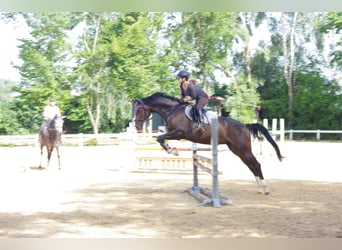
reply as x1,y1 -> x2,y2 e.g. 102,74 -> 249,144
0,17 -> 29,82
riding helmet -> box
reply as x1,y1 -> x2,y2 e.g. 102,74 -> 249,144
177,70 -> 190,80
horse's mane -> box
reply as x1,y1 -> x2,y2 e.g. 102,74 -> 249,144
142,92 -> 183,104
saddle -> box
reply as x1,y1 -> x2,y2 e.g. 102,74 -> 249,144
184,105 -> 217,125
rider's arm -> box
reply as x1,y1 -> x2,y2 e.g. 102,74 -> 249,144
183,96 -> 192,102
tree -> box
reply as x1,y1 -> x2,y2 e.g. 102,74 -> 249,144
166,12 -> 236,92
166,12 -> 262,122
293,71 -> 342,137
321,12 -> 342,69
225,13 -> 268,122
12,13 -> 76,133
72,12 -> 169,134
259,12 -> 341,133
71,12 -> 110,134
280,12 -> 298,128
2,12 -> 341,136
0,79 -> 23,134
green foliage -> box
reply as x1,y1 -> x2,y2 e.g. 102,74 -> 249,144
0,79 -> 27,134
320,12 -> 342,69
224,81 -> 260,123
84,138 -> 98,146
167,12 -> 237,91
0,12 -> 340,139
293,72 -> 342,130
10,13 -> 75,133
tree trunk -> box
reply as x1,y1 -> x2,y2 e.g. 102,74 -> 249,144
86,103 -> 100,135
282,12 -> 298,129
241,12 -> 254,89
84,14 -> 102,135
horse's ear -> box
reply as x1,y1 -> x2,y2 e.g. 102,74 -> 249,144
132,99 -> 144,105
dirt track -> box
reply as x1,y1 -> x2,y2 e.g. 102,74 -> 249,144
0,143 -> 341,238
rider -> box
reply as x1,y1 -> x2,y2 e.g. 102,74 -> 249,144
177,70 -> 209,130
41,98 -> 61,130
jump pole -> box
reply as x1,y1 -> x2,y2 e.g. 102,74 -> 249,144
211,115 -> 220,207
185,114 -> 232,207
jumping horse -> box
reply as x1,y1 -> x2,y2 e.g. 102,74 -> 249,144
39,115 -> 65,169
133,92 -> 283,194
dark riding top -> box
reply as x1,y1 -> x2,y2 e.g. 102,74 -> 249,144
180,82 -> 208,101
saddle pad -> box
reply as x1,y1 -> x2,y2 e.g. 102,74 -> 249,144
184,105 -> 217,124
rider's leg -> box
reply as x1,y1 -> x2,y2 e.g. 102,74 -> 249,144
195,97 -> 208,129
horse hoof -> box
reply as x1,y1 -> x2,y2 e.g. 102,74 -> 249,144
257,190 -> 270,195
171,149 -> 179,156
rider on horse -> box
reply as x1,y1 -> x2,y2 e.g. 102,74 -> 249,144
177,70 -> 209,130
41,98 -> 61,130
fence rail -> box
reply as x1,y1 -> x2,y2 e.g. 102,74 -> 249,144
0,129 -> 341,147
285,130 -> 342,140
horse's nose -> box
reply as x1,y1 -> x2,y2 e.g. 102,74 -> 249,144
135,123 -> 143,132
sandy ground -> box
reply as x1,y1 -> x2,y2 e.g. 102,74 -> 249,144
0,141 -> 341,238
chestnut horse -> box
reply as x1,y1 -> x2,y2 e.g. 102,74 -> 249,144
133,92 -> 283,194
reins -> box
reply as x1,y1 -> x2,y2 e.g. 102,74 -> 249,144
135,100 -> 185,123
165,103 -> 186,120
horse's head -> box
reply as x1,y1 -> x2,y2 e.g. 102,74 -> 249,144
50,115 -> 66,133
133,99 -> 151,132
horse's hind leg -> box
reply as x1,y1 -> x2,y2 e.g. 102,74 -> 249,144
242,153 -> 269,195
243,154 -> 269,194
227,143 -> 270,195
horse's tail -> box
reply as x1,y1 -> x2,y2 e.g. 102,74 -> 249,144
245,123 -> 283,161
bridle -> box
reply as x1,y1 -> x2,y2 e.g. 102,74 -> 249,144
48,115 -> 64,132
133,98 -> 185,125
133,100 -> 152,124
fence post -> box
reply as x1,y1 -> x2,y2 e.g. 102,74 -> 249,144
289,129 -> 293,140
78,133 -> 84,148
317,130 -> 320,140
280,118 -> 285,142
211,115 -> 220,208
263,119 -> 268,129
272,118 -> 277,140
187,114 -> 231,207
192,143 -> 200,192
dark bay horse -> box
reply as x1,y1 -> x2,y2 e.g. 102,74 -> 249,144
39,115 -> 65,169
133,92 -> 283,194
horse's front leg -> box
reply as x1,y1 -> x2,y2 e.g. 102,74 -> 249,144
157,130 -> 183,156
56,146 -> 61,170
39,145 -> 44,168
46,147 -> 53,169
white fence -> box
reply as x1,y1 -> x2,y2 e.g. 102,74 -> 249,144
286,129 -> 342,140
260,118 -> 342,141
0,132 -> 163,147
0,119 -> 341,146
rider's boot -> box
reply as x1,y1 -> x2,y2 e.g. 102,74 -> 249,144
197,110 -> 205,131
